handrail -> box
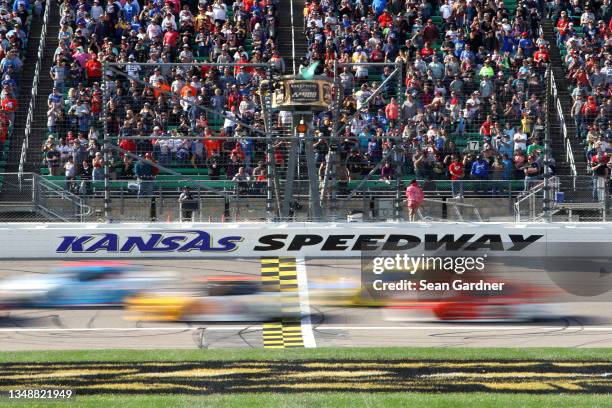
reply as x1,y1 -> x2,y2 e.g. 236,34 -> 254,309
18,0 -> 51,178
550,70 -> 578,178
514,176 -> 560,221
31,173 -> 93,220
289,0 -> 296,75
404,197 -> 483,222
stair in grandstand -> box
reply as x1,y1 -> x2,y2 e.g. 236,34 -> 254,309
4,12 -> 43,172
24,2 -> 60,173
277,0 -> 308,75
542,19 -> 590,204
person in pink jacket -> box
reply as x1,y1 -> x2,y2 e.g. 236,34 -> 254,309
405,180 -> 424,221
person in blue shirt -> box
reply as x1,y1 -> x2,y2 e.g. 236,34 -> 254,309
0,50 -> 22,74
453,35 -> 466,58
459,44 -> 475,63
372,0 -> 388,16
435,134 -> 445,151
497,134 -> 514,158
471,155 -> 490,193
374,110 -> 388,130
518,32 -> 534,57
501,34 -> 517,54
501,154 -> 514,180
123,1 -> 138,22
12,0 -> 29,13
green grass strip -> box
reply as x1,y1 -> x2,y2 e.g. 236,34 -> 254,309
8,393 -> 612,408
1,347 -> 612,363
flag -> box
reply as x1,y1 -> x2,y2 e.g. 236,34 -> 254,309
299,61 -> 319,80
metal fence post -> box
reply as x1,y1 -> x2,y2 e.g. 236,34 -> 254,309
543,66 -> 552,222
102,61 -> 112,223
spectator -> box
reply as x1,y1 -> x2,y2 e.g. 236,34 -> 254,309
380,161 -> 395,182
232,166 -> 250,195
405,179 -> 424,222
448,154 -> 465,198
92,152 -> 104,182
523,155 -> 542,192
134,153 -> 156,198
470,155 -> 490,193
591,151 -> 609,201
178,186 -> 195,221
64,155 -> 77,193
79,160 -> 93,195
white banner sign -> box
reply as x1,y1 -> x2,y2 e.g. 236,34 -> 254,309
0,222 -> 610,259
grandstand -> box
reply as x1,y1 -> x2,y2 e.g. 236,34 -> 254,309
0,0 -> 608,222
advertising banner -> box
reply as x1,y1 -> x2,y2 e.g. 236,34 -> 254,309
0,222 -> 610,259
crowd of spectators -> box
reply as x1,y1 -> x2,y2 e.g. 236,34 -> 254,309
38,0 -> 610,199
555,0 -> 612,192
0,0 -> 38,152
42,0 -> 283,194
303,0 -> 555,195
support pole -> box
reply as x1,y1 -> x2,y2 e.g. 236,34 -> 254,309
304,119 -> 323,220
264,64 -> 276,220
102,62 -> 111,223
281,114 -> 299,218
320,60 -> 341,216
394,176 -> 403,220
543,66 -> 552,222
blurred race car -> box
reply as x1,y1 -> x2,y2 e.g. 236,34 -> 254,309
126,276 -> 297,322
0,262 -> 175,308
382,279 -> 564,322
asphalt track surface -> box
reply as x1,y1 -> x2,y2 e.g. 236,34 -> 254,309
1,259 -> 612,350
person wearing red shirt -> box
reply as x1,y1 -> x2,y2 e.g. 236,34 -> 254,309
556,11 -> 570,44
370,44 -> 384,62
423,19 -> 439,44
384,97 -> 399,127
231,142 -> 245,161
582,96 -> 599,126
84,54 -> 102,82
479,116 -> 494,141
180,83 -> 197,99
448,154 -> 465,197
378,10 -> 393,28
533,46 -> 549,64
119,138 -> 137,155
91,90 -> 102,119
163,26 -> 179,47
420,42 -> 435,60
0,111 -> 8,143
572,67 -> 589,87
153,80 -> 171,98
204,134 -> 221,158
1,94 -> 17,122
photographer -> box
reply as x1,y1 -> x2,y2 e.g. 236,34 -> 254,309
178,186 -> 196,221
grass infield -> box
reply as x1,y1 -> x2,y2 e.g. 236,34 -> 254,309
0,348 -> 610,407
1,347 -> 612,363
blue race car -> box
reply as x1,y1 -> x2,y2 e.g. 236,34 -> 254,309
0,262 -> 175,308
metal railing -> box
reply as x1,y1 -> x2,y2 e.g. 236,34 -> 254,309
0,172 -> 92,221
515,175 -> 609,221
18,0 -> 51,180
550,70 -> 578,179
514,176 -> 559,222
33,174 -> 92,221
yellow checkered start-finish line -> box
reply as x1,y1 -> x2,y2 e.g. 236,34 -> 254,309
261,257 -> 305,348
